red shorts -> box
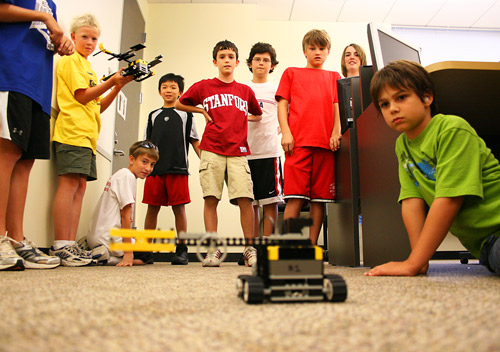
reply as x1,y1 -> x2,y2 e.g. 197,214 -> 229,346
142,174 -> 190,206
283,147 -> 335,202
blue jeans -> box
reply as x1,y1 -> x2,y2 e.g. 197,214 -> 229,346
480,234 -> 500,274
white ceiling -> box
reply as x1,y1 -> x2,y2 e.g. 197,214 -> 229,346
148,0 -> 500,30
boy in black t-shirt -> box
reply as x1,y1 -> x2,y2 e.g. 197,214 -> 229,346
143,73 -> 200,265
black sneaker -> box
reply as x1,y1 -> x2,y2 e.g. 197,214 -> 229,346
172,244 -> 188,265
237,253 -> 245,266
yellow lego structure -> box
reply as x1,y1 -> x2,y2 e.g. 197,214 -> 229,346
109,228 -> 176,252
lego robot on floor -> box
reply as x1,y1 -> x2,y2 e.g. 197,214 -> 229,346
110,218 -> 348,304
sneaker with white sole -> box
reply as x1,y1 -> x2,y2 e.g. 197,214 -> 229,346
76,237 -> 109,264
0,235 -> 25,271
13,238 -> 60,269
49,244 -> 95,267
202,249 -> 222,267
243,246 -> 257,267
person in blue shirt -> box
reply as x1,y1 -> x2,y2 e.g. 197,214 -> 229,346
0,0 -> 73,271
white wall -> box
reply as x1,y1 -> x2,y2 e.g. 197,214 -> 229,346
136,3 -> 372,240
393,27 -> 500,66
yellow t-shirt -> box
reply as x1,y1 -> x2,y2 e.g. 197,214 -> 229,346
53,52 -> 101,153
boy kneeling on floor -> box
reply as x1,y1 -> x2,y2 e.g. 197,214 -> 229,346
365,60 -> 500,276
85,141 -> 159,266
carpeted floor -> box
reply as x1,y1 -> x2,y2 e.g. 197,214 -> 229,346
1,261 -> 499,352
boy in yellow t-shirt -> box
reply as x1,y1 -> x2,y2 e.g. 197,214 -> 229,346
50,13 -> 133,267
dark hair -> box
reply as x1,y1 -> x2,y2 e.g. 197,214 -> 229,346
370,60 -> 438,115
212,40 -> 238,60
129,140 -> 159,161
246,42 -> 279,73
158,73 -> 184,92
340,43 -> 367,77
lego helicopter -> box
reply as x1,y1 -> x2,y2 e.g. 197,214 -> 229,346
94,43 -> 162,82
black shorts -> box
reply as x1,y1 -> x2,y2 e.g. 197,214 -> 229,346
133,251 -> 154,264
0,91 -> 50,159
248,157 -> 284,206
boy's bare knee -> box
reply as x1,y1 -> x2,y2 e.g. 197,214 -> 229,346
146,204 -> 161,216
204,196 -> 219,208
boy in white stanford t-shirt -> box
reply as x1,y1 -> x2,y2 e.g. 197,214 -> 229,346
86,141 -> 159,266
175,40 -> 262,267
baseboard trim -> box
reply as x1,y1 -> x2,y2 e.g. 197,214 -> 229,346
39,248 -> 474,263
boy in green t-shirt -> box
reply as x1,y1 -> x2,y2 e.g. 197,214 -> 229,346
366,60 -> 500,276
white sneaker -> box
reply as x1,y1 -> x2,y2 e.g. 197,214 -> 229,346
243,246 -> 257,267
13,237 -> 60,269
49,244 -> 95,267
76,237 -> 109,264
202,249 -> 222,267
0,235 -> 24,271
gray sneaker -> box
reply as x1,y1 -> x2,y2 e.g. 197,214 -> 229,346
49,244 -> 95,267
0,235 -> 24,271
76,237 -> 109,264
13,238 -> 60,269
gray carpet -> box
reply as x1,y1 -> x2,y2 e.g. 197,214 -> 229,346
1,261 -> 499,352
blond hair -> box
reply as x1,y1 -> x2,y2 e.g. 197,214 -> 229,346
302,29 -> 331,51
70,13 -> 101,35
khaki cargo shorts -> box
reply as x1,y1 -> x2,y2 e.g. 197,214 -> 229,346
199,150 -> 254,205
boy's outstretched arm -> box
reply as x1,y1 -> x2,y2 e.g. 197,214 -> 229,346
330,103 -> 341,151
402,197 -> 427,250
74,68 -> 133,111
175,101 -> 212,124
277,98 -> 294,155
116,203 -> 134,267
365,196 -> 464,276
99,71 -> 134,112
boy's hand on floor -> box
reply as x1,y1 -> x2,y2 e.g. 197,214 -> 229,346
364,260 -> 421,276
117,252 -> 134,267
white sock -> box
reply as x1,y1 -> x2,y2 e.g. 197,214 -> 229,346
53,240 -> 75,250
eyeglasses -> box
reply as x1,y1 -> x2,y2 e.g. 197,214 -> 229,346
132,141 -> 159,153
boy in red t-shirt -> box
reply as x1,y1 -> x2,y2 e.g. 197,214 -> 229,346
276,29 -> 342,244
175,40 -> 262,267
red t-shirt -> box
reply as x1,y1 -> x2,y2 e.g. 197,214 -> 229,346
179,78 -> 262,156
276,67 -> 341,149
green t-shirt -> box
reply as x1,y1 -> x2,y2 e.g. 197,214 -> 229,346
396,114 -> 500,258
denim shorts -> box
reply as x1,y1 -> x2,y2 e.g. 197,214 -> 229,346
479,234 -> 500,274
